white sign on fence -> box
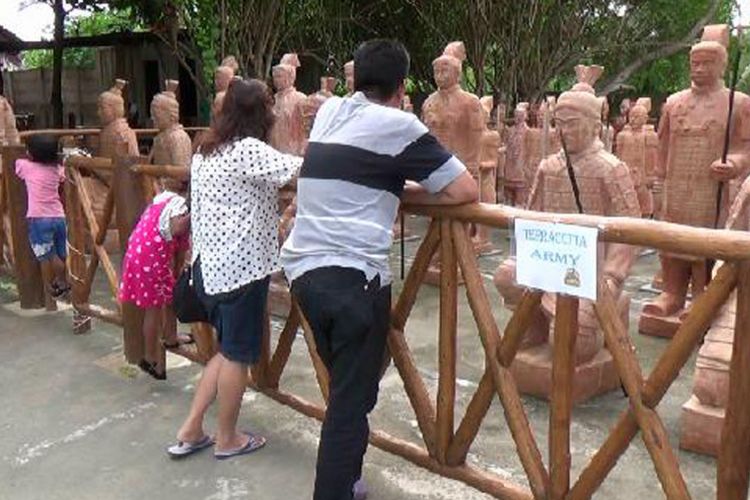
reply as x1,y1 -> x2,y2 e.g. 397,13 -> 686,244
514,219 -> 599,300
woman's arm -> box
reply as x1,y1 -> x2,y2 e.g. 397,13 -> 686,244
245,140 -> 303,187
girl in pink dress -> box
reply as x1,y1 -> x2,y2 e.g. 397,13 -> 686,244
119,180 -> 191,379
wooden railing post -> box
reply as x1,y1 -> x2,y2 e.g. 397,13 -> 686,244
0,160 -> 7,269
2,144 -> 46,309
112,140 -> 149,363
718,260 -> 750,499
436,218 -> 458,464
64,165 -> 91,333
550,295 -> 577,499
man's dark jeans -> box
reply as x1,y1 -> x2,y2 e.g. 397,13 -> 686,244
291,266 -> 391,500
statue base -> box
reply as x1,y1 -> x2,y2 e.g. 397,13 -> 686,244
268,273 -> 291,318
510,345 -> 620,403
680,394 -> 723,457
638,309 -> 682,338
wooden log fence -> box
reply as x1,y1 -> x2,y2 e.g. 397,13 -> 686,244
5,129 -> 750,499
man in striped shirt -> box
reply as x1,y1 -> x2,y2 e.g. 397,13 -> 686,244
281,39 -> 478,499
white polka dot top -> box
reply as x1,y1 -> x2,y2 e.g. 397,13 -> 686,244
191,136 -> 302,294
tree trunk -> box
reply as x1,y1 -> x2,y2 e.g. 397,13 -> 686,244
51,0 -> 65,128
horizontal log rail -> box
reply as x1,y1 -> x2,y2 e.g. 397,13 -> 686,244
18,127 -> 208,140
405,203 -> 750,261
130,163 -> 189,180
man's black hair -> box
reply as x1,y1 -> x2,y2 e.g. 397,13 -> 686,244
26,134 -> 60,165
353,39 -> 410,101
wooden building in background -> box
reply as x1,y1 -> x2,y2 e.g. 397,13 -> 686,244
0,30 -> 202,129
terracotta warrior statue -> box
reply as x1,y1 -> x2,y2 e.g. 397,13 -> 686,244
681,175 -> 750,456
150,80 -> 192,167
344,60 -> 355,96
0,95 -> 19,146
270,53 -> 306,156
494,65 -> 641,401
614,97 -> 657,217
422,41 -> 484,180
470,96 -> 500,251
494,102 -> 508,203
640,24 -> 750,336
503,102 -> 530,206
479,96 -> 499,205
98,79 -> 138,160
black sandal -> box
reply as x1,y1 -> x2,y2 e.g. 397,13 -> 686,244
137,360 -> 167,381
47,281 -> 71,299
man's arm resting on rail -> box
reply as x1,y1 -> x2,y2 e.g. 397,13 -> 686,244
401,171 -> 479,206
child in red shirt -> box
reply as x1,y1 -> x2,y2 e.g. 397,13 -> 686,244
15,134 -> 70,298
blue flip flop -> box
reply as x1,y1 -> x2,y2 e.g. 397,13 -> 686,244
166,435 -> 214,459
214,432 -> 267,460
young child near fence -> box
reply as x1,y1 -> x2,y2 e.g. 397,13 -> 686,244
15,134 -> 70,299
119,178 -> 192,380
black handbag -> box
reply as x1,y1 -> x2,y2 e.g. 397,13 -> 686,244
173,263 -> 209,324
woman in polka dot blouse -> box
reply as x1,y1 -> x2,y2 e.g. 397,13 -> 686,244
169,79 -> 302,460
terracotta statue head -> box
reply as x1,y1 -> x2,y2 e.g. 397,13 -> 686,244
402,94 -> 413,113
629,97 -> 651,129
272,64 -> 295,92
344,60 -> 355,94
151,79 -> 180,130
514,102 -> 529,125
432,56 -> 461,90
432,41 -> 465,90
555,65 -> 604,154
690,24 -> 729,88
443,41 -> 467,62
279,53 -> 300,73
220,55 -> 239,74
214,66 -> 234,93
98,79 -> 127,125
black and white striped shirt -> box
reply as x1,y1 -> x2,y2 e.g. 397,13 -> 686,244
281,92 -> 466,285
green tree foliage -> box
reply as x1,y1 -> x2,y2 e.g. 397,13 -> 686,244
25,0 -> 744,113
